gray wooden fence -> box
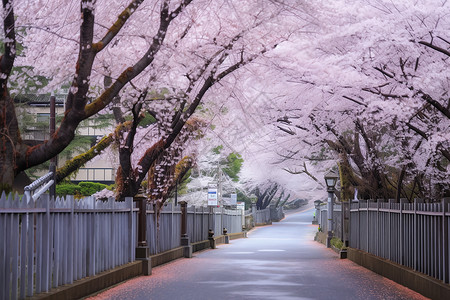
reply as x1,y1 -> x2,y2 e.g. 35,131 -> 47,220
253,206 -> 271,224
146,203 -> 182,255
244,205 -> 284,229
144,204 -> 243,255
0,193 -> 136,300
1,193 -> 244,299
215,206 -> 244,234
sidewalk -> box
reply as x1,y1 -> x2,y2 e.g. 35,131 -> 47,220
86,209 -> 427,300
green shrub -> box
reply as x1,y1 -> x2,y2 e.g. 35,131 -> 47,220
330,237 -> 345,250
56,183 -> 81,197
78,182 -> 108,196
56,181 -> 110,197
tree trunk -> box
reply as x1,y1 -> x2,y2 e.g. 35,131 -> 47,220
0,92 -> 23,191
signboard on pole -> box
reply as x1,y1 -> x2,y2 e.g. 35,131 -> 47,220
208,188 -> 218,206
230,193 -> 237,205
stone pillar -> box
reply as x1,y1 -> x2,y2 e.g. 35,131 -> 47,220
134,193 -> 151,275
180,201 -> 192,258
223,228 -> 229,244
208,229 -> 216,249
251,203 -> 257,227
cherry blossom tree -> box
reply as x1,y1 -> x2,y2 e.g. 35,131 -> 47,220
0,0 -> 197,192
263,0 -> 450,201
0,0 -> 302,194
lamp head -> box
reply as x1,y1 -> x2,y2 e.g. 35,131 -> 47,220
324,170 -> 338,191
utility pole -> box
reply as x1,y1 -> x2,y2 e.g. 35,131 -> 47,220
218,164 -> 223,207
49,94 -> 56,199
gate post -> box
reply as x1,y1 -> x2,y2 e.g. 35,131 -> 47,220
134,193 -> 151,275
443,198 -> 449,283
180,201 -> 192,258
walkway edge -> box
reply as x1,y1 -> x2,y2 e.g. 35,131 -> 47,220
29,261 -> 143,300
32,232 -> 246,300
348,248 -> 450,300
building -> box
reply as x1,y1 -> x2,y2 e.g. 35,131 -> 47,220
14,93 -> 116,185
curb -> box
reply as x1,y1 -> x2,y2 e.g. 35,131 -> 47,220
348,248 -> 450,300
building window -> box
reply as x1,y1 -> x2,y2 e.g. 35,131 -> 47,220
36,113 -> 50,123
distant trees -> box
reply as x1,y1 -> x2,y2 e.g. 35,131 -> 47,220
254,182 -> 290,210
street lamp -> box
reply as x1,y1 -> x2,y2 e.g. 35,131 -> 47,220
324,170 -> 338,248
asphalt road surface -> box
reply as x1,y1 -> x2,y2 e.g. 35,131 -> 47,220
87,208 -> 428,300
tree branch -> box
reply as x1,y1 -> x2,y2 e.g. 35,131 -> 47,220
342,95 -> 367,107
277,126 -> 296,135
373,66 -> 394,78
93,0 -> 145,52
419,91 -> 450,119
419,40 -> 450,57
84,1 -> 190,118
55,134 -> 113,183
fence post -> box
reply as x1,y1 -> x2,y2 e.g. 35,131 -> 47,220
90,197 -> 97,276
341,201 -> 344,244
180,201 -> 192,258
42,194 -> 51,292
400,198 -> 405,266
251,203 -> 256,227
366,200 -> 369,253
443,198 -> 449,284
208,205 -> 215,239
376,199 -> 380,256
388,199 -> 392,261
223,227 -> 229,244
208,228 -> 216,249
348,201 -> 352,248
134,193 -> 151,275
357,200 -> 360,249
68,196 -> 74,284
127,197 -> 135,262
413,198 -> 417,272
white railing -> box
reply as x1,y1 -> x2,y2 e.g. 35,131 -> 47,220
24,171 -> 54,202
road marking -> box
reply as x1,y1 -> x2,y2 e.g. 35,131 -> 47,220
225,252 -> 255,254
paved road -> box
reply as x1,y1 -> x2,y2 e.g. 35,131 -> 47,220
87,208 -> 427,300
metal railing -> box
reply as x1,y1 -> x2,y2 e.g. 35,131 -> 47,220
315,202 -> 342,239
24,171 -> 54,202
349,199 -> 450,284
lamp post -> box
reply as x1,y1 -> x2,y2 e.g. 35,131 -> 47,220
324,170 -> 338,248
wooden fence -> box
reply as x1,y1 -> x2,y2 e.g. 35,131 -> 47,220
144,204 -> 244,255
244,205 -> 284,229
0,193 -> 136,300
0,193 -> 244,299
